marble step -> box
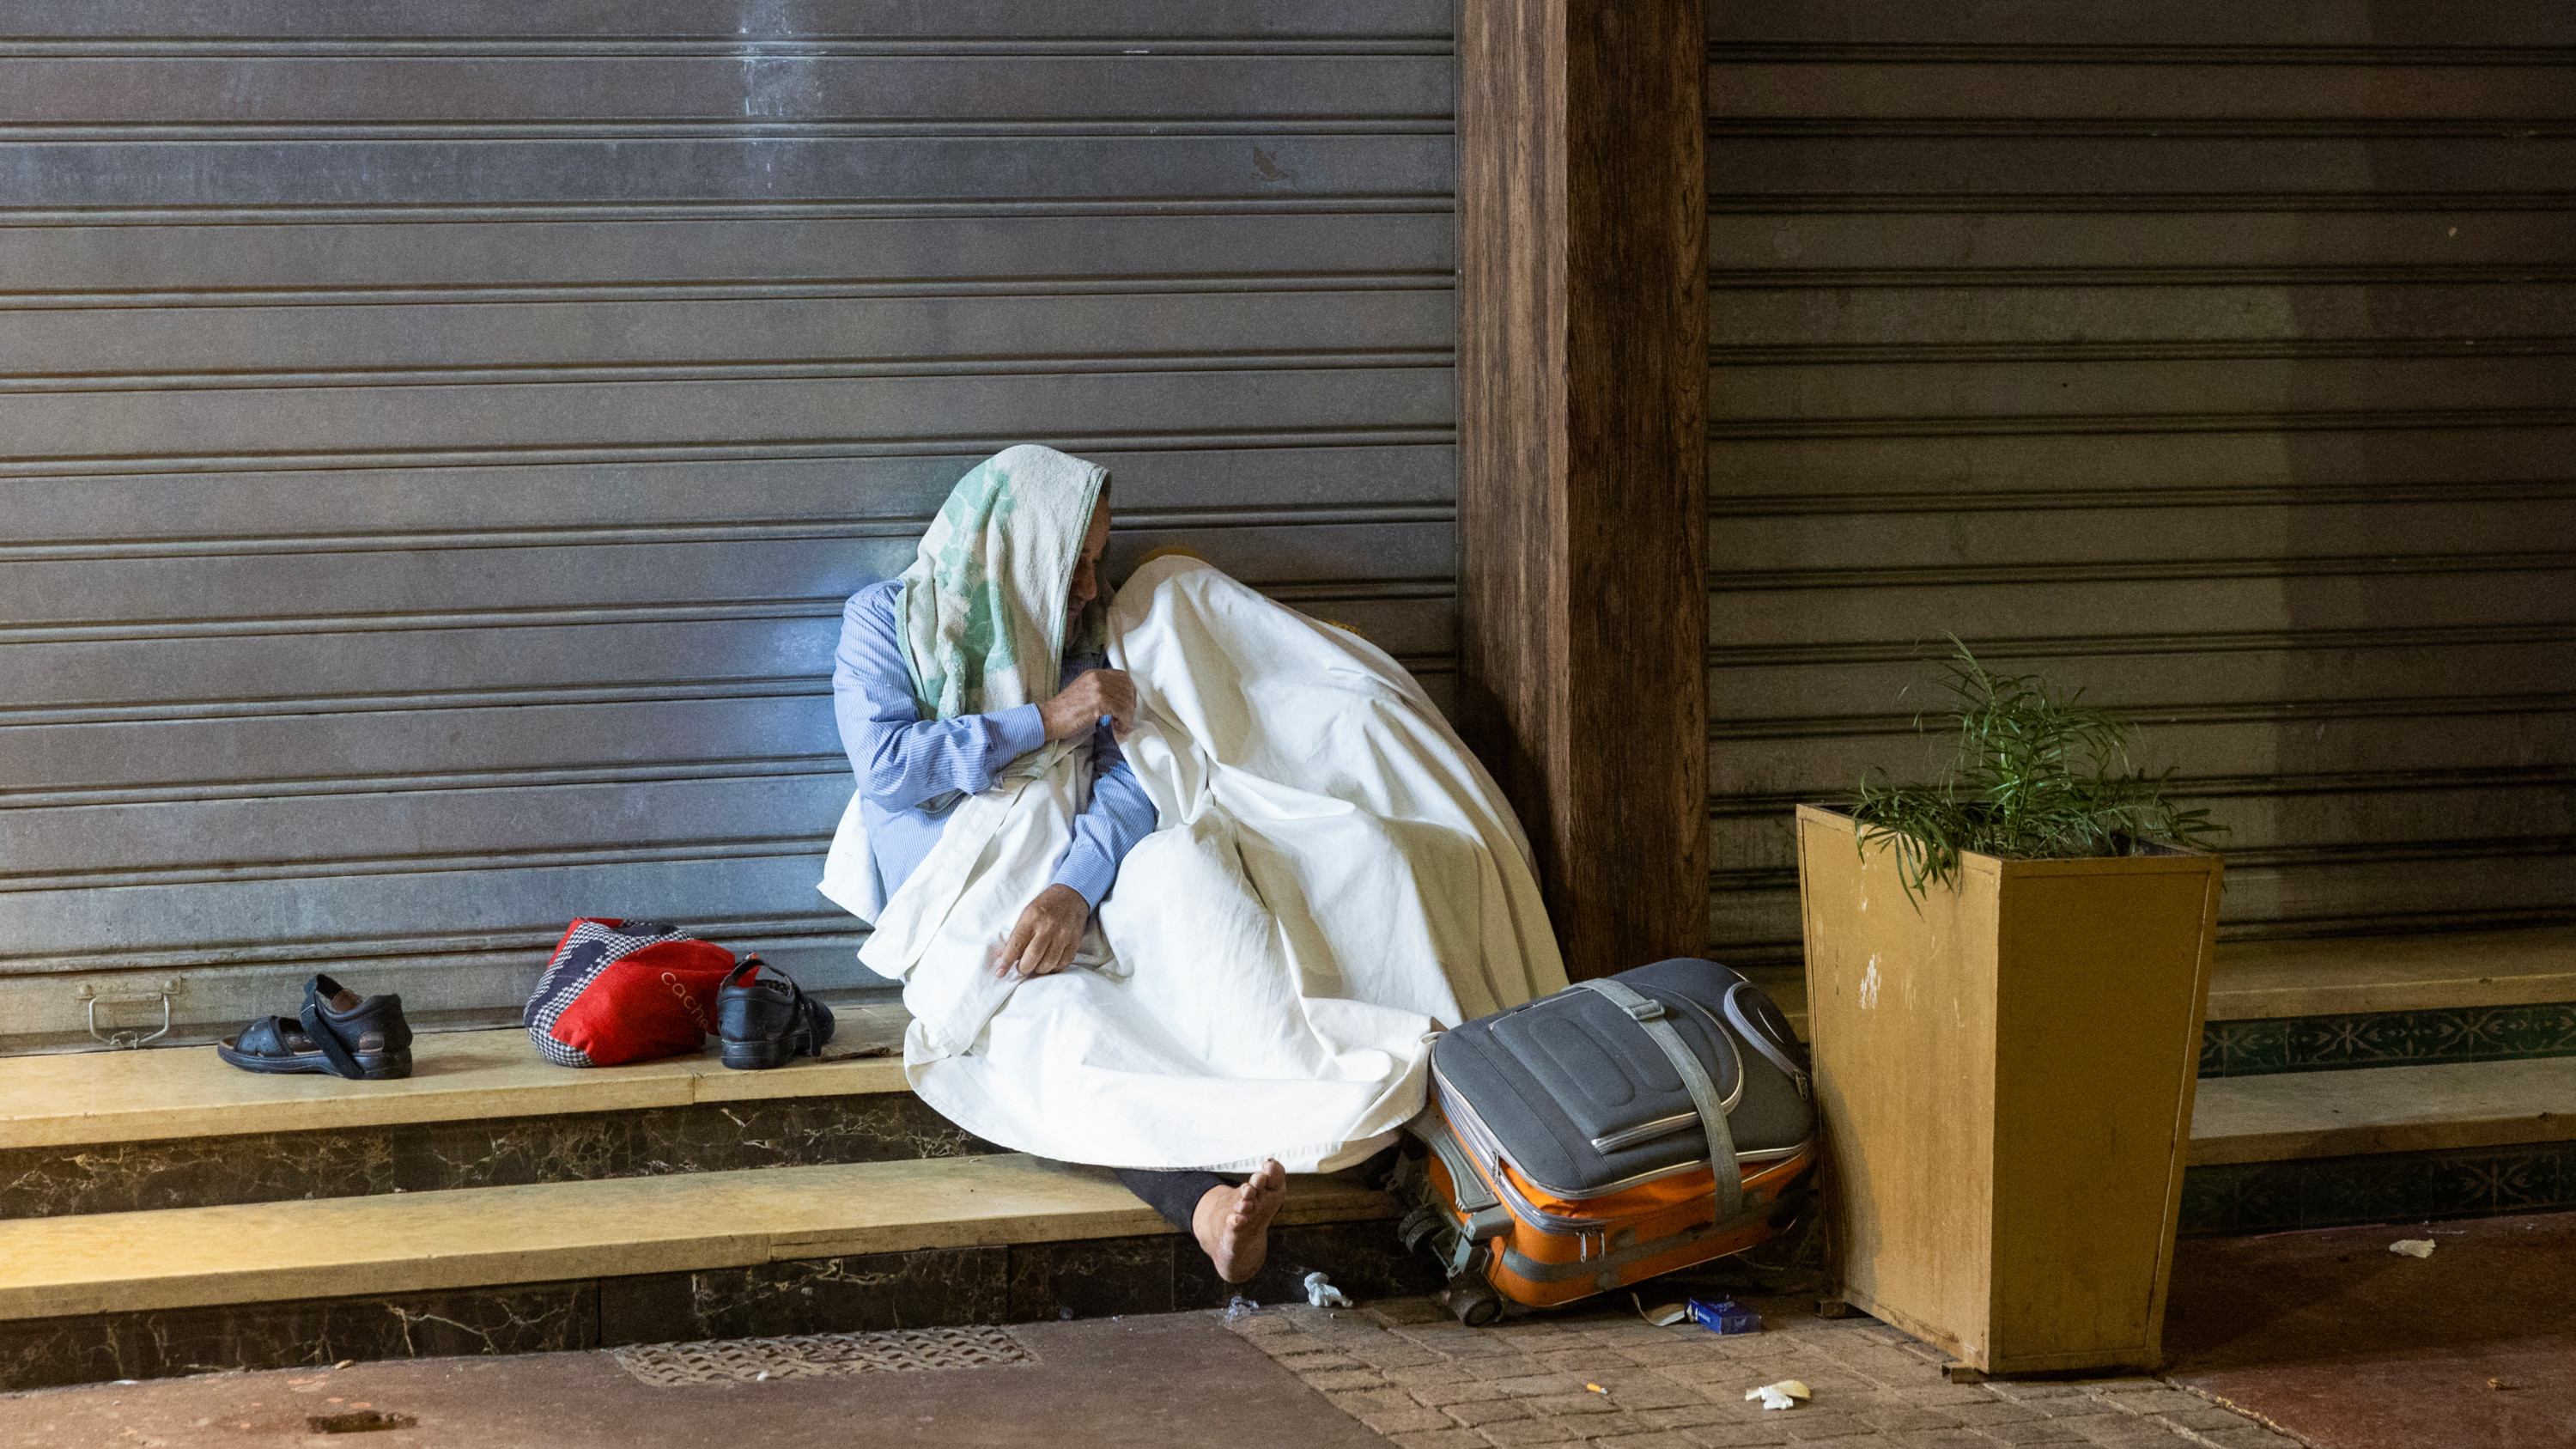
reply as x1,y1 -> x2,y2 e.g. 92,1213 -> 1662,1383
2181,1056 -> 2576,1235
2203,926 -> 2576,1020
3,1001 -> 916,1150
4,1055 -> 2565,1390
1744,924 -> 2576,1075
2193,927 -> 2576,1078
9,929 -> 2567,1223
0,1152 -> 1424,1392
2189,1056 -> 2576,1166
0,1004 -> 1000,1219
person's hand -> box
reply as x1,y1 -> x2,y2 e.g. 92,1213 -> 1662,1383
1038,667 -> 1136,741
994,884 -> 1090,978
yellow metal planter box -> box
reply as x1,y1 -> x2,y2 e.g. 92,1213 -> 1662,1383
1793,804 -> 2222,1375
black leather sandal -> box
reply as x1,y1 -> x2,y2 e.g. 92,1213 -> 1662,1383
216,974 -> 414,1080
717,958 -> 835,1070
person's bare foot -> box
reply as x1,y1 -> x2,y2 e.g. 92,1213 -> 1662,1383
1193,1160 -> 1287,1284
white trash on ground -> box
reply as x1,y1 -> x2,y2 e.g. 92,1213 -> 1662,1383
1746,1379 -> 1812,1410
1303,1272 -> 1352,1308
2389,1239 -> 2436,1258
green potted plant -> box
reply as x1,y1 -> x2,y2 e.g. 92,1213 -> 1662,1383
1795,642 -> 2225,1376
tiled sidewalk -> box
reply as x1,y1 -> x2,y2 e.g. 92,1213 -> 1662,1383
1226,1294 -> 2304,1449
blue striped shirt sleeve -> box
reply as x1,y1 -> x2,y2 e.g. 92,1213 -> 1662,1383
1048,721 -> 1158,909
831,581 -> 1045,809
831,580 -> 1157,909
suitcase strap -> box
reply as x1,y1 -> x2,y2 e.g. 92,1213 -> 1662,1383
1577,979 -> 1744,1226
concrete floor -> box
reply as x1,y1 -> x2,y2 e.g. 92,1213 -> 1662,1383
2166,1211 -> 2576,1449
1,1296 -> 2288,1449
1223,1291 -> 2294,1449
0,1313 -> 1384,1449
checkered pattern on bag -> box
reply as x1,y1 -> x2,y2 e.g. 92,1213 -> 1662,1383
524,918 -> 734,1068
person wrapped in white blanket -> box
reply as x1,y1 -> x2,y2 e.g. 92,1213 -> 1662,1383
819,445 -> 1567,1284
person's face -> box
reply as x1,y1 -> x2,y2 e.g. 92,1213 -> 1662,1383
1066,502 -> 1111,624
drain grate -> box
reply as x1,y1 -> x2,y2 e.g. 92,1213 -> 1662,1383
611,1324 -> 1036,1387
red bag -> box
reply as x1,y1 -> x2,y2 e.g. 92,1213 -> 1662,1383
523,919 -> 735,1067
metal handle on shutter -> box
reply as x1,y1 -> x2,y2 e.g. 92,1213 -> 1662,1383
1578,979 -> 1743,1226
78,980 -> 181,1050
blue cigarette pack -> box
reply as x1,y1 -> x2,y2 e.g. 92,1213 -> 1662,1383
1687,1298 -> 1763,1335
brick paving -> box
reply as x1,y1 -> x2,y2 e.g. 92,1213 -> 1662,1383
1226,1294 -> 2306,1449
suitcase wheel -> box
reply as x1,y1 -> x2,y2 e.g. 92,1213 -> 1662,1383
1438,1275 -> 1504,1326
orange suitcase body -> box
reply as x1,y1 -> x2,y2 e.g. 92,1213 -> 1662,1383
1393,959 -> 1817,1318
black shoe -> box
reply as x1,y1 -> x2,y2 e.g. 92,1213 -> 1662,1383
717,958 -> 835,1070
216,974 -> 414,1080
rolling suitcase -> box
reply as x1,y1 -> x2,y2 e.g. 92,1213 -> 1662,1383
1393,958 -> 1817,1322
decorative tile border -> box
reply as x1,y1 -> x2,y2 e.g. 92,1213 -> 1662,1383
2201,1000 -> 2576,1077
2180,1140 -> 2576,1236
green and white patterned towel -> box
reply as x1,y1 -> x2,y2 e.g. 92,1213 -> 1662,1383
892,444 -> 1109,721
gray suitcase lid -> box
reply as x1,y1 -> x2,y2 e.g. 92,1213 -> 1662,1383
1430,958 -> 1814,1198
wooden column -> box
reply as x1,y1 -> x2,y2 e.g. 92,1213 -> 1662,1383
1457,0 -> 1707,978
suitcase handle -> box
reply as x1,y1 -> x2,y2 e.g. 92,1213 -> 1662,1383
1723,979 -> 1811,1097
1400,1117 -> 1516,1267
1419,1111 -> 1510,1231
1578,979 -> 1744,1226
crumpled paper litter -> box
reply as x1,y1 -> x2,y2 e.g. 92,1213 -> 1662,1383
1746,1379 -> 1811,1410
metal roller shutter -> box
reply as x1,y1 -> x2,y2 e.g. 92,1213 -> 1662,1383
1707,3 -> 2576,965
0,2 -> 1460,1052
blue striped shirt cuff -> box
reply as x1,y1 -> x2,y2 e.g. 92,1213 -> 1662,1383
1049,841 -> 1120,910
992,703 -> 1047,761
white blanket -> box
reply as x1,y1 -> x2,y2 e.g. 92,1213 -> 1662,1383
843,557 -> 1566,1172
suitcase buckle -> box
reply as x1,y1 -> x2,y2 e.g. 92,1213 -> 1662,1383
1615,996 -> 1666,1022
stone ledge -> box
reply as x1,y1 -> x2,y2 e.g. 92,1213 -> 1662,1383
0,1220 -> 1437,1393
18,927 -> 2568,1166
0,1152 -> 1399,1323
2204,925 -> 2576,1020
0,1093 -> 997,1220
1746,924 -> 2576,1037
2188,1056 -> 2576,1166
0,1002 -> 912,1152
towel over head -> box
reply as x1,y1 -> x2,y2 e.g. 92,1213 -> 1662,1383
890,443 -> 1108,721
